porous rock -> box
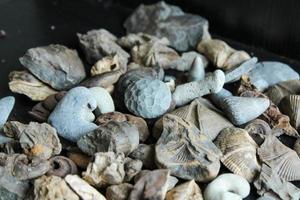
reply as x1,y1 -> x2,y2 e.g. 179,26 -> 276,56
19,44 -> 86,90
48,87 -> 98,142
77,121 -> 139,156
9,70 -> 57,101
124,1 -> 210,51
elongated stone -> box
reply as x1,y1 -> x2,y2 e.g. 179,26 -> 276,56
173,70 -> 225,106
188,56 -> 205,82
19,44 -> 86,90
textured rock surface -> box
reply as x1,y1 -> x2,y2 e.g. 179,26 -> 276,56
279,95 -> 300,130
124,157 -> 143,182
96,112 -> 150,142
65,175 -> 106,200
129,169 -> 170,200
124,78 -> 172,118
47,156 -> 78,178
19,44 -> 86,90
0,96 -> 15,130
197,39 -> 250,70
34,175 -> 79,200
77,121 -> 139,156
78,29 -> 129,65
48,87 -> 98,142
0,187 -> 20,200
166,180 -> 203,200
124,1 -> 210,51
129,144 -> 156,169
82,152 -> 125,188
248,61 -> 299,91
155,114 -> 222,182
173,70 -> 225,106
106,183 -> 133,200
9,70 -> 57,101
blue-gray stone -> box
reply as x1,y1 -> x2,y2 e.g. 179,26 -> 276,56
48,87 -> 98,142
0,96 -> 15,130
248,61 -> 299,91
124,1 -> 210,51
225,57 -> 258,83
124,78 -> 172,118
188,56 -> 205,82
209,88 -> 233,108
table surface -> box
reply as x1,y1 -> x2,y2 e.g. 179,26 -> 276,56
0,0 -> 300,199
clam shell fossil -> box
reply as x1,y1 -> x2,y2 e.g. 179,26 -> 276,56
215,127 -> 261,182
258,135 -> 300,181
279,95 -> 300,130
155,114 -> 222,182
166,180 -> 203,200
244,119 -> 272,145
265,80 -> 300,105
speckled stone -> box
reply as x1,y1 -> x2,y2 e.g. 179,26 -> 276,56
0,96 -> 15,130
124,78 -> 172,118
19,44 -> 86,90
124,1 -> 210,51
48,87 -> 98,142
248,61 -> 299,91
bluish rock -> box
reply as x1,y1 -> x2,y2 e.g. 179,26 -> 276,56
209,88 -> 233,108
225,57 -> 258,83
248,61 -> 299,91
124,1 -> 210,51
188,56 -> 205,82
48,87 -> 98,142
124,78 -> 172,118
0,96 -> 15,130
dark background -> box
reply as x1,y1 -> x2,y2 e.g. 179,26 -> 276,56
0,0 -> 300,198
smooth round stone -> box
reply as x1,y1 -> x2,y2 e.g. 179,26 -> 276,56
0,96 -> 15,130
124,78 -> 172,118
248,61 -> 299,91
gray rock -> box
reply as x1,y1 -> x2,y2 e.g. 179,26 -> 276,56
124,78 -> 172,118
78,29 -> 130,65
124,1 -> 210,51
225,57 -> 258,83
129,144 -> 156,169
124,157 -> 143,182
188,56 -> 205,82
209,88 -> 233,108
77,121 -> 139,156
19,44 -> 86,90
0,187 -> 20,200
169,51 -> 208,71
220,96 -> 270,125
248,61 -> 300,91
173,70 -> 225,106
48,87 -> 98,142
0,96 -> 15,130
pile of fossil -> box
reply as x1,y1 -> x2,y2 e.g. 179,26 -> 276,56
1,1 -> 300,200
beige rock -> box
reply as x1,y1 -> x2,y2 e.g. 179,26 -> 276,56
166,180 -> 203,200
90,55 -> 122,77
9,70 -> 57,101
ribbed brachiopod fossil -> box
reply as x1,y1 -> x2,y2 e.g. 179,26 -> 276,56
279,95 -> 300,131
155,114 -> 222,182
215,127 -> 261,182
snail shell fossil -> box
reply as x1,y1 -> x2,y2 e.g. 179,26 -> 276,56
155,114 -> 222,182
279,95 -> 300,131
258,135 -> 300,181
215,127 -> 261,182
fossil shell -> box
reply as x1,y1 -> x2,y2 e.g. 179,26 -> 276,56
197,39 -> 250,70
155,114 -> 222,182
265,80 -> 300,105
90,55 -> 122,77
215,127 -> 261,182
294,138 -> 300,157
95,112 -> 150,142
258,135 -> 300,181
244,119 -> 272,145
81,70 -> 124,89
129,169 -> 170,200
254,164 -> 300,200
154,98 -> 233,140
166,180 -> 203,200
82,152 -> 125,188
279,95 -> 300,130
34,175 -> 79,200
65,175 -> 106,200
9,70 -> 57,101
124,78 -> 172,118
77,121 -> 139,156
129,144 -> 156,169
106,183 -> 133,200
220,96 -> 270,125
47,156 -> 78,178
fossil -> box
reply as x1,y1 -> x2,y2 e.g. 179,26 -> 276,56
106,183 -> 133,200
166,180 -> 203,200
215,127 -> 261,182
9,70 -> 57,101
279,95 -> 300,131
47,156 -> 78,178
294,138 -> 300,157
19,44 -> 86,90
188,56 -> 205,82
77,121 -> 139,156
197,39 -> 250,70
129,144 -> 156,169
258,135 -> 300,181
90,54 -> 124,77
244,119 -> 273,145
155,114 -> 222,182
